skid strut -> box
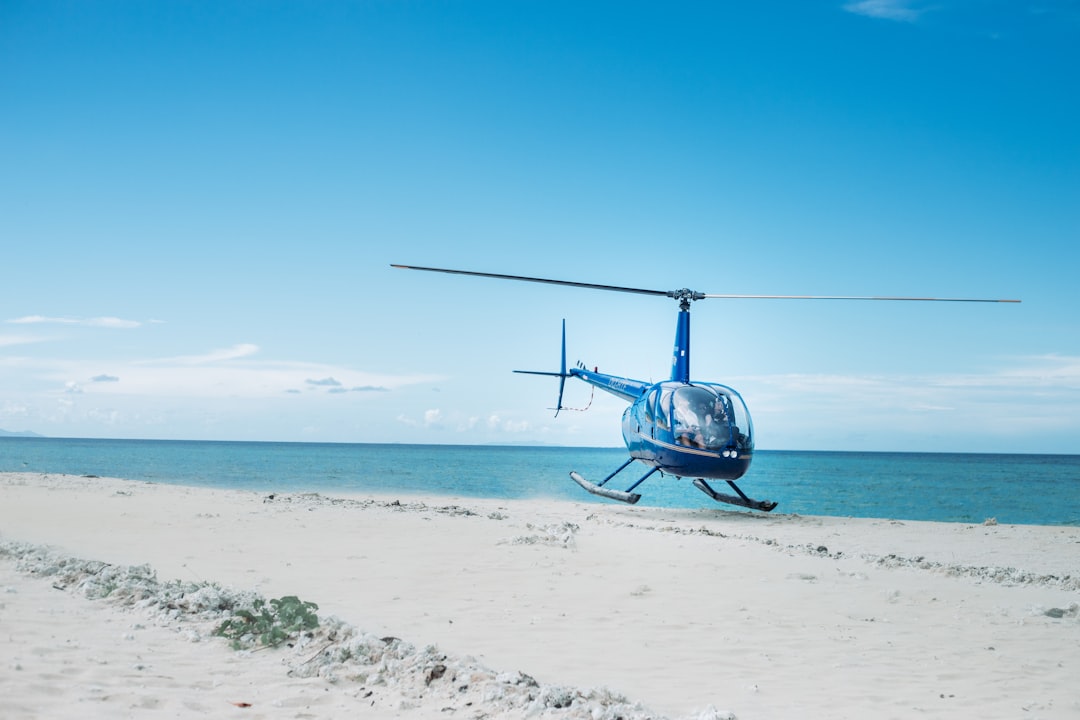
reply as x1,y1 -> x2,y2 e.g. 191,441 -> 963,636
570,459 -> 658,505
693,478 -> 777,512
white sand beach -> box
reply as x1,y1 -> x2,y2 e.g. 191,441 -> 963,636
1,471 -> 1077,719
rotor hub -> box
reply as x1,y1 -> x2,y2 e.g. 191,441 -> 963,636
667,288 -> 705,311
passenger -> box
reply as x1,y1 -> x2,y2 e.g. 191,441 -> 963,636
673,393 -> 705,448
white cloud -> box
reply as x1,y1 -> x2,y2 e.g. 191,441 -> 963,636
0,401 -> 31,422
8,315 -> 76,325
483,413 -> 531,433
745,354 -> 1080,397
87,317 -> 142,329
734,354 -> 1080,449
424,409 -> 443,427
89,362 -> 426,399
146,343 -> 260,366
310,382 -> 392,393
306,377 -> 343,387
87,408 -> 121,425
843,0 -> 925,22
7,341 -> 440,402
8,315 -> 142,328
994,354 -> 1080,390
0,335 -> 45,348
501,419 -> 531,433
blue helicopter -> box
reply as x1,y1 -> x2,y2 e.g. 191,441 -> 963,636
392,264 -> 1019,512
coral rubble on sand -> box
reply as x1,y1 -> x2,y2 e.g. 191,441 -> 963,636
0,540 -> 700,719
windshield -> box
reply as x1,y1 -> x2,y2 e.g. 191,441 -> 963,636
671,384 -> 752,452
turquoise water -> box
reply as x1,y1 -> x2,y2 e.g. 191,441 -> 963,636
1,437 -> 1078,525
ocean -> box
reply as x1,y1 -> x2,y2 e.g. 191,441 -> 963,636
1,437 -> 1077,526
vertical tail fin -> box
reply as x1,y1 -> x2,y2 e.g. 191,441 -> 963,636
557,319 -> 567,414
514,319 -> 570,416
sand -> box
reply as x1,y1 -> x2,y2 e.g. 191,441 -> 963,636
1,471 -> 1077,719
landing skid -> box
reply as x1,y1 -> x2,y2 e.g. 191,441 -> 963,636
568,459 -> 777,512
693,478 -> 778,512
570,472 -> 642,504
569,458 -> 660,505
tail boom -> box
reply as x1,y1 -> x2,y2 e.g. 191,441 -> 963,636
568,366 -> 649,403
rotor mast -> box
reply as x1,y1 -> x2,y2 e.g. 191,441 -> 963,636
672,302 -> 692,383
665,290 -> 704,383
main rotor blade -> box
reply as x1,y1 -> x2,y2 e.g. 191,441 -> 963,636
391,264 -> 669,298
701,293 -> 1021,303
392,264 -> 1020,304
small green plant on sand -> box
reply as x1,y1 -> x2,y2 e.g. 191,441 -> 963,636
214,595 -> 319,649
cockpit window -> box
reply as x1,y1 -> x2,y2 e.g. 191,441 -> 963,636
671,385 -> 752,452
643,388 -> 657,425
656,389 -> 672,431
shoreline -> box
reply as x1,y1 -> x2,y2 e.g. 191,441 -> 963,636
1,472 -> 1078,718
3,438 -> 1078,527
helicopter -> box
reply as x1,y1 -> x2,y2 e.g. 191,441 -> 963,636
392,264 -> 1019,512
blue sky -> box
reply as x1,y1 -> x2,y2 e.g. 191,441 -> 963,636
2,0 -> 1078,452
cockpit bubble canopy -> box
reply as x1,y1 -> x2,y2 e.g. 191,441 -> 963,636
670,383 -> 753,452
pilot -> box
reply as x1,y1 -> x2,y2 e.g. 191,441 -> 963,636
697,396 -> 730,449
711,396 -> 730,423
